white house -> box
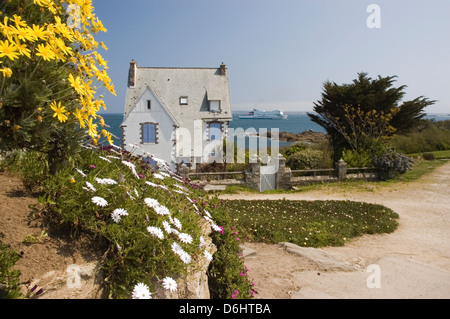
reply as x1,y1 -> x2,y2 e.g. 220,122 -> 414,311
121,60 -> 233,170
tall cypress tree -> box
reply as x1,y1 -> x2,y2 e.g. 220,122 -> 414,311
308,72 -> 434,159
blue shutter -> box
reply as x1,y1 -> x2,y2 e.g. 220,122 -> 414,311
143,124 -> 149,143
148,124 -> 156,143
142,123 -> 156,143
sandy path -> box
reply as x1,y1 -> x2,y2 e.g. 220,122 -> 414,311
220,161 -> 450,299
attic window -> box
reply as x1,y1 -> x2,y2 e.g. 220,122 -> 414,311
147,100 -> 151,110
179,96 -> 188,105
209,100 -> 221,112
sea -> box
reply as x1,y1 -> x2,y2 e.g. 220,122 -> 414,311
99,111 -> 450,149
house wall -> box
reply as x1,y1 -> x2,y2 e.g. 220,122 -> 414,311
122,89 -> 176,166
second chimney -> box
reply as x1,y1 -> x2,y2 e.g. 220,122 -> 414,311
220,62 -> 226,76
128,59 -> 137,88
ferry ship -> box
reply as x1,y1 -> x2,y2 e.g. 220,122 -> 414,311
238,109 -> 288,120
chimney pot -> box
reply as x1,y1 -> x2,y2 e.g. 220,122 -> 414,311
220,62 -> 226,76
128,60 -> 137,88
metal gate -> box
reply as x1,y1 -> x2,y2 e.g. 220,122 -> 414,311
260,164 -> 277,192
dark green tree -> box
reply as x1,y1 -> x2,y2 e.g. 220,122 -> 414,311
308,72 -> 435,160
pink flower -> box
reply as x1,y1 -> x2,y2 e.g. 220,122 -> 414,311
235,237 -> 240,241
234,289 -> 239,295
232,294 -> 237,299
219,226 -> 224,234
89,165 -> 96,168
240,272 -> 245,277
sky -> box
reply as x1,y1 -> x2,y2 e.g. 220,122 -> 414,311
91,0 -> 450,114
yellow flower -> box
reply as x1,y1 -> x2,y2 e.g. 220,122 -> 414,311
86,117 -> 97,137
12,125 -> 21,131
31,24 -> 47,41
36,43 -> 56,61
12,26 -> 35,42
70,177 -> 76,183
50,101 -> 68,122
68,73 -> 85,96
13,36 -> 31,58
73,108 -> 87,128
12,14 -> 27,28
0,67 -> 13,77
0,40 -> 20,60
102,129 -> 113,145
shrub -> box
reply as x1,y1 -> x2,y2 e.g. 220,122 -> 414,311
6,144 -> 253,299
286,148 -> 324,170
341,149 -> 373,168
372,147 -> 414,179
0,242 -> 23,299
422,152 -> 435,161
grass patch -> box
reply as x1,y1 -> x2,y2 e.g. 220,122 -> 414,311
222,199 -> 399,248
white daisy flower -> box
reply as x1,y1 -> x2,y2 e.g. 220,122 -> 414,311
145,181 -> 158,187
172,217 -> 182,230
178,233 -> 193,244
75,168 -> 86,177
210,223 -> 222,232
162,277 -> 177,292
179,251 -> 191,264
91,196 -> 108,207
203,210 -> 212,218
85,181 -> 96,192
162,221 -> 174,234
122,160 -> 139,178
95,177 -> 117,185
144,198 -> 159,208
147,226 -> 164,240
171,242 -> 191,264
131,283 -> 152,299
111,208 -> 128,223
98,156 -> 112,163
204,250 -> 213,262
153,173 -> 165,180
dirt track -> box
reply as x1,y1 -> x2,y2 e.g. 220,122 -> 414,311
220,161 -> 450,299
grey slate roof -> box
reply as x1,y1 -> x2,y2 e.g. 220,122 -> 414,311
124,61 -> 232,128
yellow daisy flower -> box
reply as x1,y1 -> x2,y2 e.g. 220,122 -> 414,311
50,101 -> 68,123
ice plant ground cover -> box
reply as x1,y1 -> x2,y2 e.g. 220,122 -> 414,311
5,143 -> 253,299
222,199 -> 399,248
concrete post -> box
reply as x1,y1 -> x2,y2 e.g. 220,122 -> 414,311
336,158 -> 347,181
276,153 -> 291,190
245,154 -> 261,190
178,163 -> 190,180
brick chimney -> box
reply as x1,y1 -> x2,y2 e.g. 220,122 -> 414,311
128,59 -> 137,88
220,62 -> 226,76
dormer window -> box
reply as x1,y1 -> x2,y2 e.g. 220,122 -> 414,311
147,100 -> 151,110
209,100 -> 221,112
179,96 -> 188,105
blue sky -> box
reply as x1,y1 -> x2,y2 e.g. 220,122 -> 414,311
92,0 -> 450,114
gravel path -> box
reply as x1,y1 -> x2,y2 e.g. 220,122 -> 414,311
220,161 -> 450,299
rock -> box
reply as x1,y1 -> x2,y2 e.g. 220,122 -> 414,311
278,242 -> 358,271
240,244 -> 257,258
26,262 -> 105,299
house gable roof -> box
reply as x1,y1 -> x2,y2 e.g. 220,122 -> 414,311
124,62 -> 232,128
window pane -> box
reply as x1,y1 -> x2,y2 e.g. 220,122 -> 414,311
209,123 -> 221,141
209,100 -> 220,112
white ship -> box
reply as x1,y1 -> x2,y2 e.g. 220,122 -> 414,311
238,109 -> 288,120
